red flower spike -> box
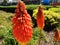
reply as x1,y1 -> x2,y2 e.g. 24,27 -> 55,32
54,30 -> 60,41
12,1 -> 32,44
36,5 -> 44,30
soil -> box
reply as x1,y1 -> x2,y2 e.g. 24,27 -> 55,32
0,39 -> 2,45
39,31 -> 60,45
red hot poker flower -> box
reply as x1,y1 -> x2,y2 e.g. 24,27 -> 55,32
54,30 -> 60,41
36,5 -> 44,30
12,1 -> 32,44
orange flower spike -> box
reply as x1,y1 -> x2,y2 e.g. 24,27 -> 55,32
12,1 -> 32,44
54,30 -> 60,41
36,5 -> 44,30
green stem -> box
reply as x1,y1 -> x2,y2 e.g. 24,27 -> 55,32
38,30 -> 42,45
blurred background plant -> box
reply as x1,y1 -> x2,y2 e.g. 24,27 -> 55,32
2,0 -> 7,6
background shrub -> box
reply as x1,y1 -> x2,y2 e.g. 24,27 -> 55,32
49,8 -> 60,14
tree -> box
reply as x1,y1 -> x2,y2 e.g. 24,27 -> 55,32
3,0 -> 7,6
3,0 -> 7,3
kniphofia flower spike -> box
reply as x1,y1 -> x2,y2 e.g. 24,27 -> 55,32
12,1 -> 33,45
36,4 -> 44,30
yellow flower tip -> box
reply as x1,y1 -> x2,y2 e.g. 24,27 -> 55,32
20,43 -> 27,45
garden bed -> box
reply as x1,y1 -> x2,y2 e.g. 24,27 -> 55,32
0,5 -> 60,45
